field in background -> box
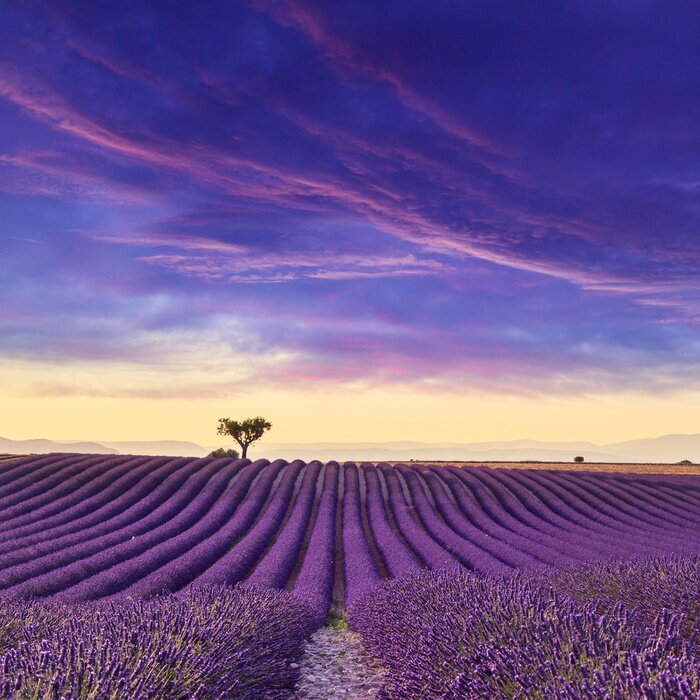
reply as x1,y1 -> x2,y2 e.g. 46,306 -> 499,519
1,452 -> 699,698
411,460 -> 700,476
3,454 -> 699,475
0,453 -> 699,624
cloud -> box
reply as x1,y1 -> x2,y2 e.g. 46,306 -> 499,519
1,0 -> 700,396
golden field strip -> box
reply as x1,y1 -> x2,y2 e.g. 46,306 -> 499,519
409,461 -> 700,476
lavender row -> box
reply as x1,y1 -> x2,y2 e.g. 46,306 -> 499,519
436,465 -> 700,567
442,467 -> 582,564
377,464 -> 462,571
107,459 -> 287,599
396,464 -> 511,574
59,459 -> 277,601
246,461 -> 323,589
430,466 -> 565,566
472,467 -> 658,558
0,453 -> 91,495
631,476 -> 700,518
567,470 -> 700,529
0,454 -> 65,487
516,466 -> 695,538
0,454 -> 138,527
0,454 -> 161,541
488,467 -> 655,547
341,463 -> 382,607
0,457 -> 206,578
417,467 -> 539,569
0,458 -> 249,598
190,460 -> 306,587
360,465 -> 421,579
520,468 -> 700,553
0,458 -> 201,566
582,475 -> 700,523
518,468 -> 697,541
53,462 -> 255,601
0,453 -> 115,515
292,462 -> 339,625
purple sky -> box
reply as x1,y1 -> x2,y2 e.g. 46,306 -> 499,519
2,0 -> 700,403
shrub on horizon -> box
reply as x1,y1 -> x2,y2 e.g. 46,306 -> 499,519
574,455 -> 585,462
208,447 -> 240,459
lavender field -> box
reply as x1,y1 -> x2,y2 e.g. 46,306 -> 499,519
1,454 -> 699,697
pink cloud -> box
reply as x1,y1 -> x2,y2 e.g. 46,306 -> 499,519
1,42 -> 696,313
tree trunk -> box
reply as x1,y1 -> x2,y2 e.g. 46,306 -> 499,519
241,444 -> 248,459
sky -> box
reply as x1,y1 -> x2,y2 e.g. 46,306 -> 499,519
1,1 -> 700,445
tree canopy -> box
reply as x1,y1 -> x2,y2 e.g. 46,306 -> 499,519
216,416 -> 272,459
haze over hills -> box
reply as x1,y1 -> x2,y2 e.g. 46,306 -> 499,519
2,434 -> 700,463
0,437 -> 203,457
101,441 -> 206,457
0,437 -> 118,455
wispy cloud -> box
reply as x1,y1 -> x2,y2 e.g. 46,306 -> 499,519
1,0 -> 700,397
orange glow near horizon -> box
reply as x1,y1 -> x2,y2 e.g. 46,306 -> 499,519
2,385 -> 700,447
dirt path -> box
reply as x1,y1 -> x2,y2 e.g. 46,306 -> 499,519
293,626 -> 385,699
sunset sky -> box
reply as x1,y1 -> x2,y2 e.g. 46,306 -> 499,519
2,1 -> 700,445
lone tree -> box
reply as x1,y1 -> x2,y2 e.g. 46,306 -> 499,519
217,416 -> 272,459
574,456 -> 585,463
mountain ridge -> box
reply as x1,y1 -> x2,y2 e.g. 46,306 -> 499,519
2,433 -> 699,463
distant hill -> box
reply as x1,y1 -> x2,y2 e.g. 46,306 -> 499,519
251,436 -> 700,463
605,433 -> 700,464
0,436 -> 117,455
0,436 -> 207,457
258,441 -> 623,463
101,441 -> 207,457
1,433 -> 699,463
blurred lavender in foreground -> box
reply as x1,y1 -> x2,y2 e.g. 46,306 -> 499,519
0,584 -> 314,699
536,554 -> 700,643
349,556 -> 700,699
